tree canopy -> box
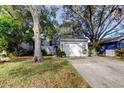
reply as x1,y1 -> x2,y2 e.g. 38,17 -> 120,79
63,5 -> 124,45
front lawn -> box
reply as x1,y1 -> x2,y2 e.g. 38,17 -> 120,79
0,56 -> 88,88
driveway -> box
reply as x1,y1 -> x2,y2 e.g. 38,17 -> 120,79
69,56 -> 124,88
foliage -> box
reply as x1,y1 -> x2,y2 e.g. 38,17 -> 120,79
88,47 -> 93,57
56,48 -> 61,57
0,37 -> 8,52
41,49 -> 52,56
41,49 -> 48,56
0,14 -> 22,52
63,5 -> 124,45
56,48 -> 66,57
61,51 -> 66,57
63,32 -> 72,35
13,49 -> 34,56
22,27 -> 34,44
94,44 -> 101,55
0,57 -> 88,88
88,47 -> 98,57
115,48 -> 124,58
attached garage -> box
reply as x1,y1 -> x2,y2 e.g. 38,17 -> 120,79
60,39 -> 88,57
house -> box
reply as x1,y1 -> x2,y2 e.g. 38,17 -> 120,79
19,34 -> 56,55
100,35 -> 124,56
19,42 -> 33,50
60,35 -> 88,57
41,37 -> 56,55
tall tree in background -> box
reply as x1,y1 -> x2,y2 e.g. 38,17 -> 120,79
63,5 -> 124,47
0,5 -> 59,62
29,5 -> 43,62
28,5 -> 58,62
0,6 -> 32,52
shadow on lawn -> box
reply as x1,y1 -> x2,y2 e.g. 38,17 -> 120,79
11,56 -> 33,63
10,56 -> 55,63
8,58 -> 68,77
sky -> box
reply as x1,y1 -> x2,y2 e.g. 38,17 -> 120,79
46,5 -> 63,24
55,6 -> 63,24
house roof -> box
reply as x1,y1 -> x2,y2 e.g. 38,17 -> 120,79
60,35 -> 87,39
100,35 -> 124,44
60,39 -> 88,42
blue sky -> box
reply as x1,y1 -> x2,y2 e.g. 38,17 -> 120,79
46,5 -> 63,24
55,6 -> 63,24
56,8 -> 63,24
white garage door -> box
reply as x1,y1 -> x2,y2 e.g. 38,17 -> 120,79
105,50 -> 115,56
63,43 -> 82,57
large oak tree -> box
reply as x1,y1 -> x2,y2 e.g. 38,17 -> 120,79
29,5 -> 43,62
0,5 -> 58,62
63,5 -> 124,46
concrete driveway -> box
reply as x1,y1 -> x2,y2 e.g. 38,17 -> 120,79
69,56 -> 124,88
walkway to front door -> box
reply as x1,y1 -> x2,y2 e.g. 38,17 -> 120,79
69,56 -> 124,88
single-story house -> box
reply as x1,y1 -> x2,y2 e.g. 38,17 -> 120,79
60,38 -> 88,57
19,34 -> 56,55
100,35 -> 124,56
41,38 -> 55,55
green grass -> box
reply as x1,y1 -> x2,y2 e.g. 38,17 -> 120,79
0,56 -> 88,88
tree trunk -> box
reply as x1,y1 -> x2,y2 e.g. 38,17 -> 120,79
90,39 -> 98,56
29,6 -> 43,62
33,20 -> 43,62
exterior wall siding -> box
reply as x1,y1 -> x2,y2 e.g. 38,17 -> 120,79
119,39 -> 124,48
101,39 -> 124,53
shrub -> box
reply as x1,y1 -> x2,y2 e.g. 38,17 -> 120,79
41,49 -> 48,56
115,48 -> 124,58
41,49 -> 53,56
0,14 -> 22,53
0,37 -> 9,52
56,48 -> 66,57
56,48 -> 61,57
61,51 -> 66,57
13,49 -> 34,56
88,47 -> 93,57
95,44 -> 101,54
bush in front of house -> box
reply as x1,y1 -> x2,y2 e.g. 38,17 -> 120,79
13,49 -> 34,56
115,48 -> 124,58
41,49 -> 48,56
41,49 -> 53,56
88,47 -> 93,57
61,51 -> 66,57
88,44 -> 101,57
56,48 -> 66,57
56,48 -> 61,57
